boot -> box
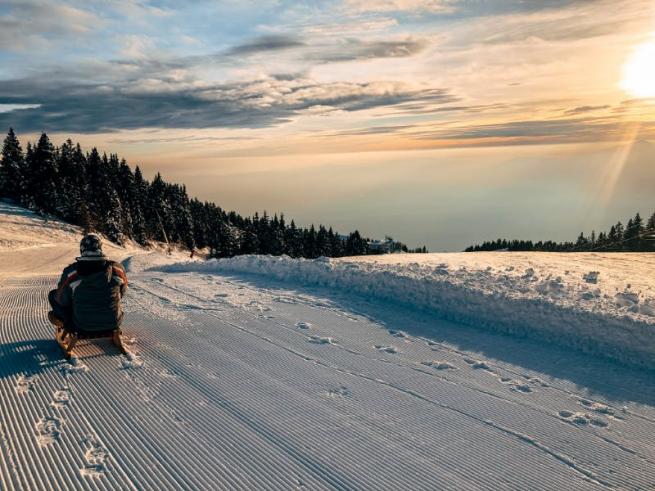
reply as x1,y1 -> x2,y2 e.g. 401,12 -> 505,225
48,311 -> 64,328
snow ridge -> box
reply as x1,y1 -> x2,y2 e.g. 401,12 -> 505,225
155,255 -> 655,369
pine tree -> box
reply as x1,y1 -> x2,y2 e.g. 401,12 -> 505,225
28,133 -> 59,213
55,139 -> 88,224
85,148 -> 124,242
117,159 -> 136,239
0,128 -> 24,201
132,166 -> 149,244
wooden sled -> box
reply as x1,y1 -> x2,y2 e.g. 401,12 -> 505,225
50,313 -> 126,359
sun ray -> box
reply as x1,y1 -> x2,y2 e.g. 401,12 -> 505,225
594,121 -> 642,210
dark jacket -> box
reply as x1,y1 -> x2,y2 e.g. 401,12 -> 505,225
55,259 -> 128,331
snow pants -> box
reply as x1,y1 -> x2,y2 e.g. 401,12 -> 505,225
48,289 -> 72,327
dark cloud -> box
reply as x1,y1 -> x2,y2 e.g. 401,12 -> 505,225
321,125 -> 414,137
0,74 -> 456,133
226,34 -> 305,55
563,105 -> 610,116
413,118 -> 655,146
306,38 -> 428,63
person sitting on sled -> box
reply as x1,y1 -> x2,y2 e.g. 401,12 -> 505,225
48,233 -> 128,344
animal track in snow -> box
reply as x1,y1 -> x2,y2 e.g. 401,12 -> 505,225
422,360 -> 456,370
80,435 -> 109,477
374,345 -> 398,354
295,321 -> 312,330
35,417 -> 62,446
558,410 -> 609,428
16,374 -> 37,394
50,389 -> 71,409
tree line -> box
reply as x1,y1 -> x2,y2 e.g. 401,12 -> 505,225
0,129 -> 419,258
465,211 -> 655,252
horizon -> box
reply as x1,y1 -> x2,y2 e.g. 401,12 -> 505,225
2,0 -> 655,250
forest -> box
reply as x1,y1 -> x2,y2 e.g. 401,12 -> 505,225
466,211 -> 655,252
0,129 -> 421,258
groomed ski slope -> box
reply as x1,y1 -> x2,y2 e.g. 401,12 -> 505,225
161,253 -> 655,368
2,202 -> 655,490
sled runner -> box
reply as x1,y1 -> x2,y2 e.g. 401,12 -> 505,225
51,312 -> 126,359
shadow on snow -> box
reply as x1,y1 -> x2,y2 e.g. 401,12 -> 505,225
219,271 -> 655,408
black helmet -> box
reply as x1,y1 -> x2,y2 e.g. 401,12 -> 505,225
78,233 -> 106,261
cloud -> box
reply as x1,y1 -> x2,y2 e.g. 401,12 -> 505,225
0,72 -> 456,133
227,35 -> 305,56
563,105 -> 610,116
442,0 -> 653,49
343,0 -> 456,14
322,124 -> 413,137
305,37 -> 428,63
0,0 -> 100,50
118,34 -> 158,59
412,117 -> 655,146
301,17 -> 398,35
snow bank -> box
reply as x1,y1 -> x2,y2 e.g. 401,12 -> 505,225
0,200 -> 81,250
121,251 -> 200,274
153,254 -> 655,369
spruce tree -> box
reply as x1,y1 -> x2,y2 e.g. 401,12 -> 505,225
0,128 -> 24,201
28,133 -> 59,213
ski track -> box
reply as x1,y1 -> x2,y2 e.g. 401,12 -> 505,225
1,271 -> 655,489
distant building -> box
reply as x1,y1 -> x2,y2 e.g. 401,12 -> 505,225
367,237 -> 395,254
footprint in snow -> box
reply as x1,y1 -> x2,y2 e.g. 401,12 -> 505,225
375,345 -> 398,354
36,416 -> 62,446
464,358 -> 493,371
123,336 -> 137,346
50,389 -> 71,409
159,368 -> 180,379
121,351 -> 144,369
522,375 -> 549,387
579,399 -> 612,414
422,360 -> 456,370
295,321 -> 312,330
498,377 -> 533,393
307,335 -> 335,345
16,374 -> 37,394
559,410 -> 609,428
61,357 -> 88,376
508,381 -> 532,393
80,435 -> 109,477
326,386 -> 351,398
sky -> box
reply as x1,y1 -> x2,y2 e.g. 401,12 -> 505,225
1,0 -> 655,250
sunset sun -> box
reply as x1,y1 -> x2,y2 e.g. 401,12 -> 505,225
621,38 -> 655,98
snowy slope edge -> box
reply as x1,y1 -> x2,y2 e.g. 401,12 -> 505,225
154,255 -> 655,369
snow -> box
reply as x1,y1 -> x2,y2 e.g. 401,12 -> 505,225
154,253 -> 655,368
2,203 -> 655,490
